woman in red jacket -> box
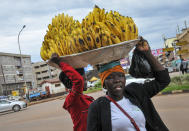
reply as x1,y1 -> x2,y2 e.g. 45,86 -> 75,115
49,54 -> 94,131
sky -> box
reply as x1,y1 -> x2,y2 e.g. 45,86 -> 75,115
0,0 -> 189,62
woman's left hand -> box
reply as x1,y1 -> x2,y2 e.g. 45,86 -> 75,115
136,36 -> 151,54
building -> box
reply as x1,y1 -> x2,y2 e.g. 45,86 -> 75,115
176,28 -> 189,59
32,61 -> 61,88
163,37 -> 180,66
40,79 -> 66,95
164,37 -> 177,48
0,52 -> 34,96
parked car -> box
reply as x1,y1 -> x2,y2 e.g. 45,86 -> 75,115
87,81 -> 95,88
0,99 -> 27,112
0,96 -> 8,100
28,90 -> 49,101
87,80 -> 100,88
8,95 -> 22,101
125,74 -> 153,85
165,66 -> 174,73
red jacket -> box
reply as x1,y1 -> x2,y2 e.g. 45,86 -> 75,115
59,62 -> 94,131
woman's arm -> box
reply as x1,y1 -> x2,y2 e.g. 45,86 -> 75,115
135,38 -> 170,97
59,62 -> 84,94
136,37 -> 164,71
48,53 -> 84,94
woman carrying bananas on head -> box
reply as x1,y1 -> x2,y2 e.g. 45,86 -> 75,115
87,37 -> 171,131
48,53 -> 94,131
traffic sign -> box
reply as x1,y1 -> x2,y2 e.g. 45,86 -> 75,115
176,41 -> 187,46
163,47 -> 174,52
177,49 -> 188,54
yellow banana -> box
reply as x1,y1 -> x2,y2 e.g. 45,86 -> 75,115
84,33 -> 95,49
105,10 -> 113,22
93,5 -> 100,22
94,32 -> 102,48
88,26 -> 96,41
105,20 -> 121,39
101,29 -> 111,46
99,8 -> 105,22
40,47 -> 47,61
77,34 -> 89,51
41,5 -> 139,61
110,33 -> 121,44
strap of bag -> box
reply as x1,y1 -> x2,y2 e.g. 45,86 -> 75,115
106,95 -> 140,131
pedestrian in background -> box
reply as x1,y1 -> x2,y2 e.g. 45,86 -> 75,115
180,58 -> 188,74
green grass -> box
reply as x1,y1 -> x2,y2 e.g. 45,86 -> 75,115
83,87 -> 102,94
162,84 -> 189,93
161,74 -> 189,93
84,80 -> 102,94
84,75 -> 189,94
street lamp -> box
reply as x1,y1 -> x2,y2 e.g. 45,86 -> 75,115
18,25 -> 26,68
17,25 -> 28,99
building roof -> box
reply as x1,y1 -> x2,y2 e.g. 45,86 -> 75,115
32,61 -> 47,66
164,37 -> 177,48
40,78 -> 60,85
177,28 -> 189,40
0,52 -> 30,58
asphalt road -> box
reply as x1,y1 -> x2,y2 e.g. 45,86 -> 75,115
0,91 -> 189,131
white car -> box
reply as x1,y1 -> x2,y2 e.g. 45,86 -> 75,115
87,80 -> 100,88
125,74 -> 152,85
0,99 -> 27,112
87,81 -> 95,88
8,95 -> 22,101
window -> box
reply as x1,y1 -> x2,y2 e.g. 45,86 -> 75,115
34,66 -> 39,69
55,83 -> 61,87
42,70 -> 48,73
52,74 -> 57,78
37,78 -> 41,80
43,76 -> 49,79
36,72 -> 40,74
0,100 -> 9,104
40,64 -> 47,67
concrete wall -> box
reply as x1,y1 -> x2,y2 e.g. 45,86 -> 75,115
177,28 -> 189,60
0,52 -> 35,95
32,61 -> 60,87
180,32 -> 189,59
41,82 -> 66,95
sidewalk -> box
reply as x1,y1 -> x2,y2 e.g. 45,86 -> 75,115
169,71 -> 181,77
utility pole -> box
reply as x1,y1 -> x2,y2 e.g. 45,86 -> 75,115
184,20 -> 187,29
17,25 -> 27,97
177,24 -> 180,34
18,25 -> 26,77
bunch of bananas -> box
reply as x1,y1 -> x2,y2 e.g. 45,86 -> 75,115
40,5 -> 138,61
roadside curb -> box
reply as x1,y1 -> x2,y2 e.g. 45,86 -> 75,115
27,90 -> 189,106
27,95 -> 66,106
158,90 -> 189,96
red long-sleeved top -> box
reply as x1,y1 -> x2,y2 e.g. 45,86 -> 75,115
59,62 -> 94,131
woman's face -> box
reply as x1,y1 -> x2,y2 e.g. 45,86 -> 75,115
104,72 -> 126,97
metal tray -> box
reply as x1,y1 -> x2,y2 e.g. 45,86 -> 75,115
48,39 -> 139,68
